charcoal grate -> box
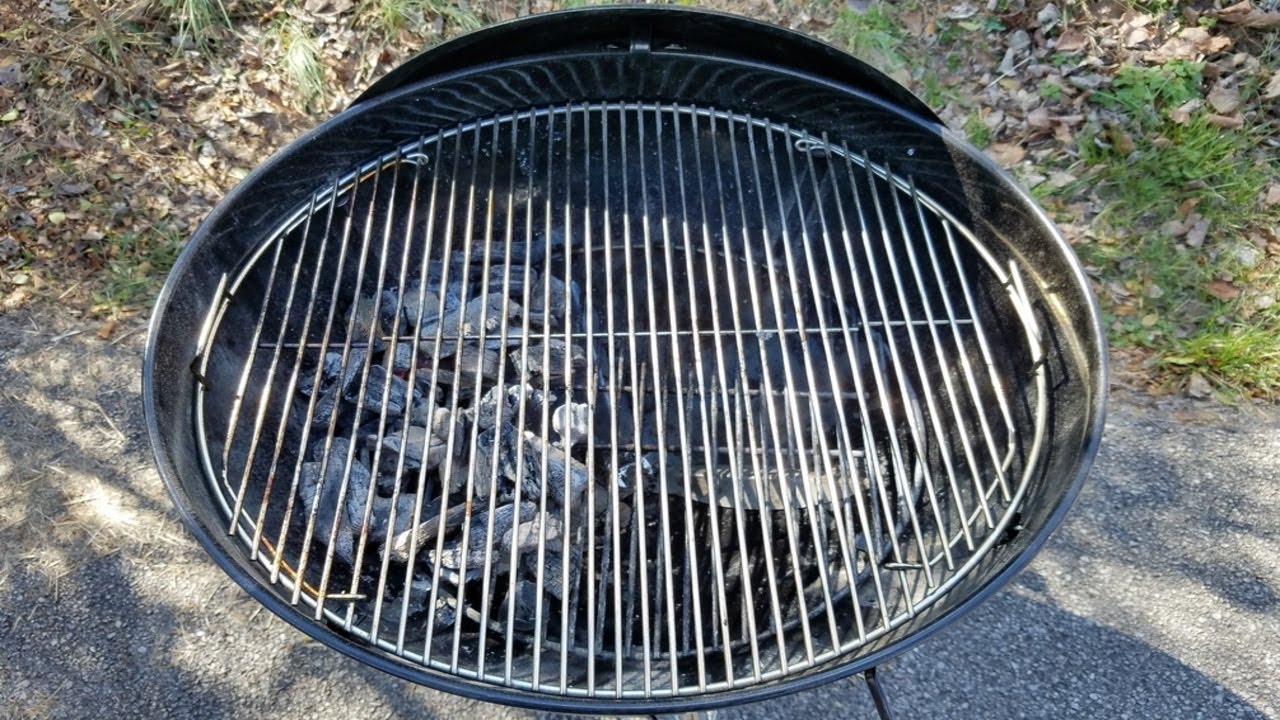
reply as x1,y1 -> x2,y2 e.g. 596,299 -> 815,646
191,103 -> 1047,698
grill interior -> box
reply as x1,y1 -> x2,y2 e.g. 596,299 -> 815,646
192,103 -> 1046,696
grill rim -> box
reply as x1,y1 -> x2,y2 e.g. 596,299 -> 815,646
351,6 -> 944,126
143,9 -> 1108,713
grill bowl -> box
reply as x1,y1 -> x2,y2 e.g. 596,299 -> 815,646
145,8 -> 1106,713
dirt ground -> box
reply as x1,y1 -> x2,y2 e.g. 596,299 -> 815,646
2,302 -> 1279,719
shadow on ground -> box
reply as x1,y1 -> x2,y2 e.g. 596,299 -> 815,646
0,308 -> 1275,719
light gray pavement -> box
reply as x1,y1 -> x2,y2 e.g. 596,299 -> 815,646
1,306 -> 1277,719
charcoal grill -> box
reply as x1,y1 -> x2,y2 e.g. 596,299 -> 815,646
144,8 -> 1106,716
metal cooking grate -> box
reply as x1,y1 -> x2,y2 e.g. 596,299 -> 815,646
193,102 -> 1047,698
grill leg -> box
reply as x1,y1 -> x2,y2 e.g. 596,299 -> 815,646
864,666 -> 896,720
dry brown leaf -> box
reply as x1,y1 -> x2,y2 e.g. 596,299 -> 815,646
1206,83 -> 1242,114
1186,218 -> 1209,247
985,143 -> 1026,167
1205,113 -> 1244,129
96,320 -> 117,340
1264,184 -> 1280,207
1107,126 -> 1136,154
1212,1 -> 1280,28
1027,107 -> 1053,129
1206,280 -> 1241,302
1056,29 -> 1086,52
900,10 -> 929,37
1186,372 -> 1213,399
1265,72 -> 1280,100
1145,27 -> 1231,62
1169,98 -> 1203,124
1048,171 -> 1077,188
1124,26 -> 1150,47
1,287 -> 29,311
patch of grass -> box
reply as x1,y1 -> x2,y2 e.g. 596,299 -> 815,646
917,70 -> 957,109
1081,116 -> 1269,228
1162,320 -> 1280,399
1038,80 -> 1064,102
277,19 -> 327,110
832,5 -> 907,71
91,226 -> 185,313
1118,0 -> 1177,15
361,0 -> 483,35
1070,59 -> 1280,396
156,0 -> 231,48
963,110 -> 991,147
1093,60 -> 1203,126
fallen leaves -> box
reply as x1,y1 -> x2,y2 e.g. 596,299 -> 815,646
1144,27 -> 1232,63
1265,72 -> 1280,100
1264,184 -> 1280,207
57,181 -> 92,196
1186,372 -> 1213,398
985,142 -> 1026,167
1,287 -> 30,311
1055,29 -> 1087,52
1027,107 -> 1053,129
1206,279 -> 1242,302
1205,83 -> 1241,114
1169,98 -> 1203,124
1185,218 -> 1209,248
1205,114 -> 1244,129
1211,1 -> 1280,29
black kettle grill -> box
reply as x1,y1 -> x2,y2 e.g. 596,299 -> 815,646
144,7 -> 1107,716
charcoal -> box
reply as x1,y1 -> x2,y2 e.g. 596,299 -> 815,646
468,418 -> 521,497
384,575 -> 457,631
423,294 -> 521,341
297,352 -> 344,397
345,365 -> 408,416
552,401 -> 590,447
512,339 -> 586,384
302,348 -> 369,425
522,527 -> 580,601
390,342 -> 416,374
615,453 -> 655,492
367,491 -> 420,546
299,437 -> 372,565
498,580 -> 540,632
508,510 -> 565,552
400,279 -> 442,330
527,274 -> 580,327
338,348 -> 369,391
474,383 -> 551,431
407,390 -> 443,426
432,591 -> 458,629
349,294 -> 386,351
429,501 -> 548,582
486,264 -> 538,299
385,502 -> 467,563
426,342 -> 500,389
380,407 -> 459,472
518,430 -> 589,508
309,386 -> 342,428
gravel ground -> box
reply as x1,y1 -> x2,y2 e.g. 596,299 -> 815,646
1,306 -> 1276,719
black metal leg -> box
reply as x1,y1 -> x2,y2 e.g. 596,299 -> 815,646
864,666 -> 896,720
